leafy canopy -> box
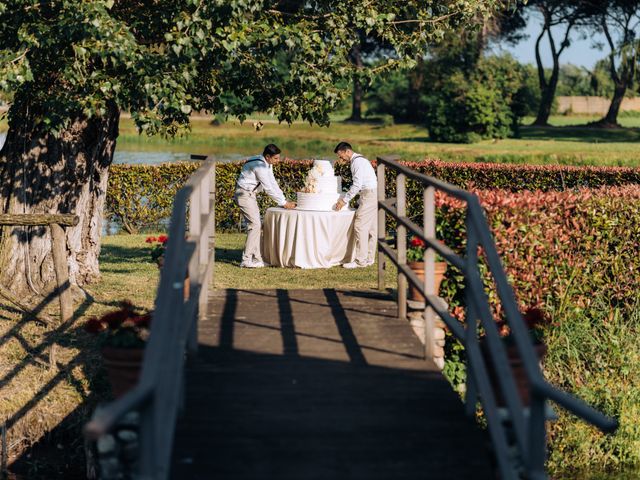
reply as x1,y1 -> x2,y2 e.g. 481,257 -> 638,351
0,0 -> 498,137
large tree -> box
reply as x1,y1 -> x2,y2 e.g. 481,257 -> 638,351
584,0 -> 640,127
525,0 -> 589,126
0,0 -> 496,302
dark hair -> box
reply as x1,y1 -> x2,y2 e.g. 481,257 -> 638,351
334,141 -> 352,154
263,143 -> 281,157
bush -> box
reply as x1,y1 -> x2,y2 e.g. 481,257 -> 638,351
108,160 -> 640,233
107,163 -> 199,233
433,185 -> 640,477
424,55 -> 525,143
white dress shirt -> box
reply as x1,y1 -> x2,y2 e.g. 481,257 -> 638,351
342,152 -> 377,203
236,155 -> 287,206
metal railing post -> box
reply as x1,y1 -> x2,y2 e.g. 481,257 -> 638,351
377,162 -> 386,291
423,186 -> 436,362
396,173 -> 407,320
464,213 -> 479,417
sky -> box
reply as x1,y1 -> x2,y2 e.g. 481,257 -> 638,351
496,13 -> 609,70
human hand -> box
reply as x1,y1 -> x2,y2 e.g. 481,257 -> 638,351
284,201 -> 296,210
334,199 -> 345,211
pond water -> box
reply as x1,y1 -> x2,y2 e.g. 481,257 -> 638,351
113,150 -> 245,164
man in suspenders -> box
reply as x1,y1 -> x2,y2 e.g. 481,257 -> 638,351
333,142 -> 377,268
235,144 -> 296,268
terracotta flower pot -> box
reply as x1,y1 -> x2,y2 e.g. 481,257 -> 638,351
407,261 -> 447,301
101,346 -> 145,398
482,341 -> 547,407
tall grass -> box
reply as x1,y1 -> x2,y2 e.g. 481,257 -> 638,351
545,296 -> 640,478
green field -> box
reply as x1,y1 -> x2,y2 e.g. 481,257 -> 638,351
2,113 -> 640,167
116,114 -> 640,167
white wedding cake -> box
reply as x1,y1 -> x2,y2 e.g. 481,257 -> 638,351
296,160 -> 344,211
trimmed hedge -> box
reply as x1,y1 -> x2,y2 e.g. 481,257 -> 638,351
435,185 -> 640,476
107,159 -> 640,233
107,163 -> 199,233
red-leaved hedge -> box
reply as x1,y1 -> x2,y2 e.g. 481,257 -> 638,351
436,184 -> 640,322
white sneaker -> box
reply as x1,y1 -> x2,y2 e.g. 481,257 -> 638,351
240,259 -> 265,268
343,261 -> 366,269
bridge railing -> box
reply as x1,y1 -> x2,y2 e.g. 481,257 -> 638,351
375,156 -> 617,480
84,157 -> 217,479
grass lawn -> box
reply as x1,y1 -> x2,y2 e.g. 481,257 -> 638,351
3,112 -> 640,166
115,114 -> 640,167
0,231 -> 394,476
215,233 -> 397,290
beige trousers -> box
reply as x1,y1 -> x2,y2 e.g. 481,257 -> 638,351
234,188 -> 262,263
353,189 -> 377,265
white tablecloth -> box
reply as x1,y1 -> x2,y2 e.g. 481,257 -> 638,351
263,207 -> 356,268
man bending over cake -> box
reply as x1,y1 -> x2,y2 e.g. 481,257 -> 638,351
235,144 -> 296,268
333,142 -> 377,269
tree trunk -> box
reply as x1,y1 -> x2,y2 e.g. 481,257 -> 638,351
347,41 -> 363,122
0,102 -> 119,303
601,82 -> 626,126
533,62 -> 559,126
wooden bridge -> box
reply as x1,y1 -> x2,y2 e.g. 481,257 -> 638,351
85,156 -> 617,480
170,288 -> 494,478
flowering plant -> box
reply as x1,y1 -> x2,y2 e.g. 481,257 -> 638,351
84,301 -> 152,348
407,235 -> 444,263
146,235 -> 168,264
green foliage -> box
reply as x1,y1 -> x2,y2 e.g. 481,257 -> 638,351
107,163 -> 199,233
107,160 -> 640,234
545,301 -> 640,477
365,68 -> 415,122
0,1 -> 498,136
424,55 -> 525,143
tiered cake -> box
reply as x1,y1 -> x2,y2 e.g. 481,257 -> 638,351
296,160 -> 344,211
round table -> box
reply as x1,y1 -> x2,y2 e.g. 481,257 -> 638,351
263,207 -> 356,268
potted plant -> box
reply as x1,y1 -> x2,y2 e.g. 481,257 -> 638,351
146,235 -> 168,268
406,234 -> 447,302
85,301 -> 151,398
482,305 -> 548,407
146,235 -> 190,299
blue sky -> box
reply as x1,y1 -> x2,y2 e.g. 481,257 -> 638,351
495,14 -> 609,69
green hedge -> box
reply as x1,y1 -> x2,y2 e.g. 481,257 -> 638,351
107,159 -> 640,233
107,163 -> 199,233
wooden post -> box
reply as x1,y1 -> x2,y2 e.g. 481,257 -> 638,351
377,162 -> 386,291
50,223 -> 73,323
423,187 -> 436,362
397,173 -> 407,320
0,214 -> 77,323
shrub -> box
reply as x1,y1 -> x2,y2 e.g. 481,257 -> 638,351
433,185 -> 640,477
107,160 -> 640,233
424,55 -> 525,143
107,163 -> 199,233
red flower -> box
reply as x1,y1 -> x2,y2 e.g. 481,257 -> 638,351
158,235 -> 169,244
145,236 -> 157,243
410,236 -> 425,248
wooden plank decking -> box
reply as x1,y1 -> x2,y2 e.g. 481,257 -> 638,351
171,288 -> 495,479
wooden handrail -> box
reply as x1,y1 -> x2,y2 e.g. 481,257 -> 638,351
84,158 -> 217,479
